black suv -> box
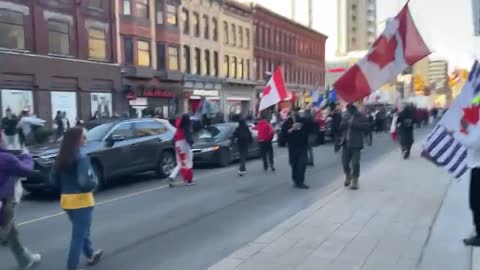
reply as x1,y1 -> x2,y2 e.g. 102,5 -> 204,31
23,118 -> 176,193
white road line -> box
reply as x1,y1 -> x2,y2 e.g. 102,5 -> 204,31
17,153 -> 288,227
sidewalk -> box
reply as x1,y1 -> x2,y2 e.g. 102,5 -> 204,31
207,142 -> 469,270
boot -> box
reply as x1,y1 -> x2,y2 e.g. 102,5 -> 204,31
344,175 -> 352,187
350,178 -> 359,190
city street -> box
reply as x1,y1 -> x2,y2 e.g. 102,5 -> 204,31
1,132 -> 406,270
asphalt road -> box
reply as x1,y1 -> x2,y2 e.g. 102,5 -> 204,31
1,131 -> 421,270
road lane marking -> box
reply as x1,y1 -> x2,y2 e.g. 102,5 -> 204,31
17,153 -> 288,227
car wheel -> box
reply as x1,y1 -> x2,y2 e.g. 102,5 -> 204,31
91,160 -> 106,192
156,150 -> 176,178
219,148 -> 231,167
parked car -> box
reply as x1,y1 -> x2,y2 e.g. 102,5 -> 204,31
23,118 -> 176,194
192,123 -> 260,167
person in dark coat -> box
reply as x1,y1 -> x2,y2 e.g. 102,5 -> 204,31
340,104 -> 369,190
397,105 -> 416,159
233,119 -> 253,176
282,111 -> 309,189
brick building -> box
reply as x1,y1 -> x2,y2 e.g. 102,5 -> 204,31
0,0 -> 120,124
118,0 -> 183,118
251,4 -> 327,109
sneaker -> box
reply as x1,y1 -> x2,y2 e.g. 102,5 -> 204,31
168,177 -> 175,188
299,184 -> 310,189
344,176 -> 352,187
463,236 -> 480,246
186,181 -> 196,186
271,167 -> 276,172
87,249 -> 104,266
350,178 -> 360,190
21,253 -> 41,270
238,171 -> 246,176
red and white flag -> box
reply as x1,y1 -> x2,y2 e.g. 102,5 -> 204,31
334,4 -> 431,103
259,68 -> 288,111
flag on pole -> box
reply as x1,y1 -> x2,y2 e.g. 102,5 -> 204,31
258,68 -> 287,111
333,4 -> 431,103
310,87 -> 322,108
422,61 -> 480,179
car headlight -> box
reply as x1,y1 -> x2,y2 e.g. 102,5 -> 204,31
201,146 -> 220,153
38,153 -> 57,164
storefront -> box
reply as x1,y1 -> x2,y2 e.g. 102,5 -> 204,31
184,89 -> 220,114
222,82 -> 256,120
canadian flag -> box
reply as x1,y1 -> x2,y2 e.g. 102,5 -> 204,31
258,68 -> 288,111
334,4 -> 431,103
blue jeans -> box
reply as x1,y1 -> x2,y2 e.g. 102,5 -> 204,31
66,207 -> 94,270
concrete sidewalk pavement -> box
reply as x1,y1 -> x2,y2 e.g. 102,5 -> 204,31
207,142 -> 470,270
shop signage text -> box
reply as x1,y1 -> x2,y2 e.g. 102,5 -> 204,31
193,90 -> 219,97
142,89 -> 176,98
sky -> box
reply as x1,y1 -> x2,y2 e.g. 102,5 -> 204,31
239,0 -> 480,70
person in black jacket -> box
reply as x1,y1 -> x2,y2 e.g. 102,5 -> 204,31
282,111 -> 310,189
397,104 -> 416,159
233,119 -> 253,176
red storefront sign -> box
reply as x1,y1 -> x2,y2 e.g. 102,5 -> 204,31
142,89 -> 176,98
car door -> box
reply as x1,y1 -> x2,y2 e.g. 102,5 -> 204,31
248,127 -> 260,157
101,122 -> 135,177
132,120 -> 169,171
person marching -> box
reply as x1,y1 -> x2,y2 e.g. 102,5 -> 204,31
168,114 -> 195,187
396,104 -> 416,159
50,127 -> 103,270
254,115 -> 275,172
0,130 -> 41,270
233,119 -> 253,176
340,104 -> 369,190
1,108 -> 19,149
282,110 -> 310,189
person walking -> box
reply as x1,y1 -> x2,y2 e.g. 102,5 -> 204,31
54,110 -> 66,140
233,119 -> 253,176
50,127 -> 103,270
282,110 -> 310,189
0,131 -> 41,270
168,114 -> 195,187
1,108 -> 19,149
254,116 -> 275,172
397,105 -> 416,159
340,104 -> 369,190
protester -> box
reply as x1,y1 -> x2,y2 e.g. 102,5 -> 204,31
0,130 -> 41,270
168,114 -> 195,187
254,115 -> 275,172
50,127 -> 103,270
233,119 -> 253,176
282,110 -> 309,189
330,105 -> 342,144
397,104 -> 416,159
54,111 -> 66,140
340,104 -> 369,190
1,108 -> 19,149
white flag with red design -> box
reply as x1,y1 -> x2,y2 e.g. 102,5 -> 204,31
259,68 -> 288,111
334,4 -> 431,103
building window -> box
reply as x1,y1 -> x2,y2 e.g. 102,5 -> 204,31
231,24 -> 236,46
167,3 -> 177,25
231,57 -> 237,78
88,0 -> 102,9
193,12 -> 200,37
168,46 -> 179,71
213,51 -> 219,77
136,0 -> 149,19
246,59 -> 250,80
194,47 -> 201,74
238,58 -> 243,79
212,18 -> 218,41
203,15 -> 209,39
238,26 -> 243,48
156,0 -> 164,24
123,37 -> 133,64
0,9 -> 25,50
157,43 -> 165,70
246,29 -> 250,49
48,20 -> 70,55
183,45 -> 191,73
224,55 -> 229,77
182,9 -> 189,34
123,0 -> 132,15
137,40 -> 151,66
204,50 -> 210,75
88,28 -> 106,60
223,21 -> 228,44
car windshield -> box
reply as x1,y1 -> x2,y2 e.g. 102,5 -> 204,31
195,125 -> 230,140
85,123 -> 114,141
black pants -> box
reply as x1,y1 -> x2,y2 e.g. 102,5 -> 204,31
239,146 -> 248,172
401,143 -> 412,158
470,168 -> 480,235
289,147 -> 308,186
259,141 -> 274,170
342,147 -> 361,178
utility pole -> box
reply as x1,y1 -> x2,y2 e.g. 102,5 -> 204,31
308,0 -> 313,28
291,0 -> 296,21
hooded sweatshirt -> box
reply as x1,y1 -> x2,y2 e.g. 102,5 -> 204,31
254,120 -> 274,142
